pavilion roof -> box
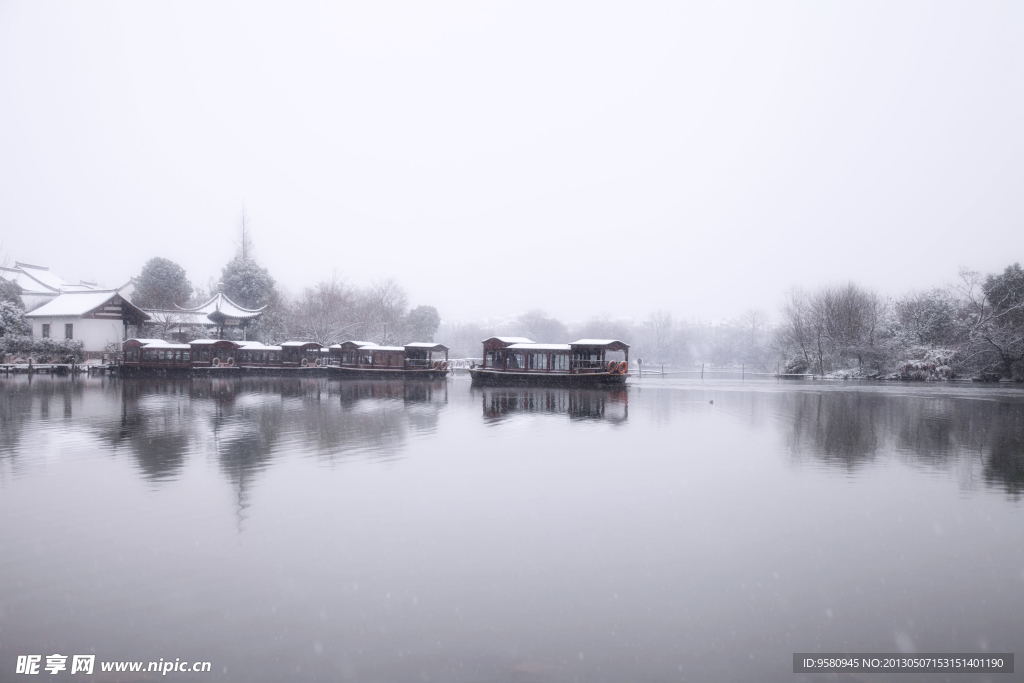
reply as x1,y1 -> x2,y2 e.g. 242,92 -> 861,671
175,292 -> 265,321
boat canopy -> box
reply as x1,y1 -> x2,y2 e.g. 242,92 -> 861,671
141,341 -> 191,350
333,340 -> 377,348
506,343 -> 571,351
123,338 -> 166,346
237,341 -> 282,351
570,339 -> 630,350
405,342 -> 449,351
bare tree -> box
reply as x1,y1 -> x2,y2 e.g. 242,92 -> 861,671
645,310 -> 674,363
778,288 -> 815,370
777,283 -> 887,375
517,309 -> 568,342
738,309 -> 765,347
894,288 -> 958,347
145,310 -> 191,341
358,278 -> 410,344
955,265 -> 1024,378
291,273 -> 358,345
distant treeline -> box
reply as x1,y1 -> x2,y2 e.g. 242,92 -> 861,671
441,263 -> 1024,381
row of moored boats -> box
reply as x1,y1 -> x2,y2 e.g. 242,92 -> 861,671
121,336 -> 630,384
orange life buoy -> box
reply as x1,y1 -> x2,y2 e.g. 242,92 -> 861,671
301,358 -> 309,367
315,358 -> 322,367
440,361 -> 448,371
227,357 -> 235,366
212,357 -> 221,367
431,360 -> 440,370
607,361 -> 618,374
618,361 -> 628,374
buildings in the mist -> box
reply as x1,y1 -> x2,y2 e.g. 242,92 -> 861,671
2,262 -> 266,354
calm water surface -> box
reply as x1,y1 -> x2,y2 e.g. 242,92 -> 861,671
1,376 -> 1022,682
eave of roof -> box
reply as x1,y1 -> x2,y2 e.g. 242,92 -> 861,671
482,336 -> 534,344
506,343 -> 572,350
569,339 -> 629,347
25,290 -> 150,321
176,292 -> 266,319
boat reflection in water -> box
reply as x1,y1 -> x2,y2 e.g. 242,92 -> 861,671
336,378 -> 448,405
478,385 -> 628,423
100,377 -> 450,484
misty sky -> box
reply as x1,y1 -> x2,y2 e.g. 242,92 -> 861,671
1,2 -> 1021,323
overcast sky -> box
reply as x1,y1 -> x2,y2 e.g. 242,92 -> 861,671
1,1 -> 1021,323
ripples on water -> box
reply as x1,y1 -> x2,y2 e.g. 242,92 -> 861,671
0,376 -> 1022,682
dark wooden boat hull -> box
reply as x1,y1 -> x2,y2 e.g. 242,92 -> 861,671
468,368 -> 627,386
329,366 -> 449,380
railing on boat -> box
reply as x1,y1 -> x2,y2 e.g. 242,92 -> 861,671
571,359 -> 609,371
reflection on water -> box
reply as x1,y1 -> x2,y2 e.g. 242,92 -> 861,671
1,376 -> 1023,683
2,377 -> 1021,497
781,390 -> 1024,494
477,386 -> 628,423
0,376 -> 448,486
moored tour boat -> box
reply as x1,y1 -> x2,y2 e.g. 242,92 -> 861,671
327,341 -> 450,379
468,338 -> 629,385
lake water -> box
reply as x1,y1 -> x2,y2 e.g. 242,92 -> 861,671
1,375 -> 1022,682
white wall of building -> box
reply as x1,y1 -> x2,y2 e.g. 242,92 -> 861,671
31,317 -> 125,353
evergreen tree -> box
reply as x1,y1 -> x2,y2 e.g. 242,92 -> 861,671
220,256 -> 276,309
0,301 -> 28,336
405,305 -> 441,342
133,258 -> 193,309
0,278 -> 24,308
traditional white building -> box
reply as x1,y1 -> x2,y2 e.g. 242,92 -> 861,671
24,290 -> 150,356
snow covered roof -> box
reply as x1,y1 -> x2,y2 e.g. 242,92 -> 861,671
176,292 -> 265,321
237,341 -> 281,351
570,339 -> 629,347
142,341 -> 191,350
506,343 -> 572,351
482,336 -> 534,344
13,262 -> 68,292
281,340 -> 319,347
405,342 -> 448,350
189,339 -> 237,346
24,290 -> 150,321
144,309 -> 213,326
336,340 -> 376,347
369,345 -> 406,352
124,338 -> 166,345
1,263 -> 105,296
0,264 -> 63,294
